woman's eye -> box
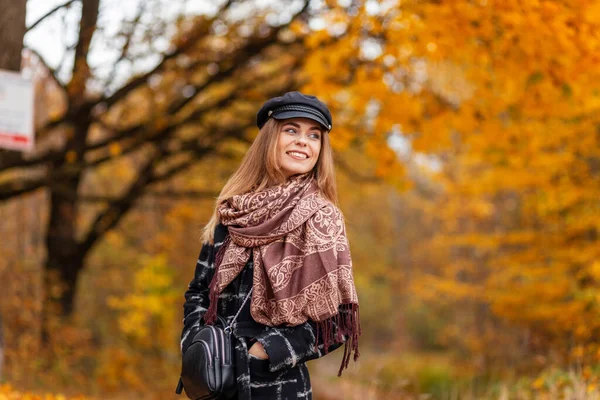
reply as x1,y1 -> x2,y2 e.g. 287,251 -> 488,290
286,128 -> 297,134
310,133 -> 321,140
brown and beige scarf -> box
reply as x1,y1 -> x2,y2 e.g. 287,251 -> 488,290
204,172 -> 360,375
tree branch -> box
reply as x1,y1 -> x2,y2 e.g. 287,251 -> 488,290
79,189 -> 218,202
0,176 -> 46,201
68,0 -> 100,106
0,148 -> 65,172
26,0 -> 79,33
84,50 -> 301,170
84,48 -> 279,167
0,118 -> 67,172
78,144 -> 215,253
79,151 -> 160,252
166,27 -> 292,116
99,0 -> 237,110
0,75 -> 247,183
37,117 -> 67,141
103,2 -> 147,85
79,120 -> 247,253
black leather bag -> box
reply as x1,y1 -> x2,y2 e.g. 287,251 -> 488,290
177,316 -> 236,400
176,289 -> 253,400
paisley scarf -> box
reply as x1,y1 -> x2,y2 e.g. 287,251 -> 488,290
204,172 -> 360,375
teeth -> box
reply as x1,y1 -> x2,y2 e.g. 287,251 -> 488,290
288,151 -> 308,159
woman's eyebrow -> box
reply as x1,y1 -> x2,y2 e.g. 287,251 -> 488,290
283,122 -> 323,132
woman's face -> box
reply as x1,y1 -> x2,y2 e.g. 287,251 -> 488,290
277,117 -> 323,180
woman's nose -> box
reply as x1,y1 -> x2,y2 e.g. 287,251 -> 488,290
296,133 -> 308,144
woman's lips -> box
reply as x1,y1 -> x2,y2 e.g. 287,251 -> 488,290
287,151 -> 309,160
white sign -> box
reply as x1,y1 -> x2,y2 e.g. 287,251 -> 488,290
0,69 -> 34,152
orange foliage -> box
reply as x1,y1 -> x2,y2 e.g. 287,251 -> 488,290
303,0 -> 600,372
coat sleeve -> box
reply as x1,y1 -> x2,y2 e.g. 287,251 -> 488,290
253,312 -> 347,373
180,242 -> 215,353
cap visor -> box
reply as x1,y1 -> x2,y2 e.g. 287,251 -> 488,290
272,111 -> 330,130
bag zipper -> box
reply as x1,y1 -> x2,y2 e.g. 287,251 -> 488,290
198,340 -> 212,365
207,325 -> 225,363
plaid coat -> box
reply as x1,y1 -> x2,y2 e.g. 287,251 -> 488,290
181,223 -> 343,400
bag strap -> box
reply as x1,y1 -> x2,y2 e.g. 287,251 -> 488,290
175,377 -> 184,395
224,287 -> 253,334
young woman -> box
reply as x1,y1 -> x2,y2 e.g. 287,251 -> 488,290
180,92 -> 360,400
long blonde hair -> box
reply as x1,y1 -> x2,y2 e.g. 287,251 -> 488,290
201,118 -> 338,244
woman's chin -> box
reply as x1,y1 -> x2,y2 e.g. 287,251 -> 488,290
283,169 -> 311,179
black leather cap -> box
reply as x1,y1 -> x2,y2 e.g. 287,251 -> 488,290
256,91 -> 332,131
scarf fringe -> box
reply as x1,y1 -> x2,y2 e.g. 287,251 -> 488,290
204,234 -> 231,325
314,303 -> 361,377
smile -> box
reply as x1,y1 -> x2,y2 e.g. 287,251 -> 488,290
287,151 -> 309,160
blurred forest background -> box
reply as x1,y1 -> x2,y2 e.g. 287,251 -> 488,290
1,0 -> 600,398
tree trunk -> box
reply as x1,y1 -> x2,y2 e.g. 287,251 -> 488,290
41,122 -> 88,340
42,239 -> 85,341
45,184 -> 85,314
39,0 -> 101,339
0,0 -> 27,71
42,188 -> 86,341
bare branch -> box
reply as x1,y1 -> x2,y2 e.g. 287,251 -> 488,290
0,176 -> 46,201
68,0 -> 100,105
77,189 -> 219,203
0,150 -> 25,170
85,120 -> 146,153
149,146 -> 213,184
1,70 -> 249,175
0,119 -> 69,172
85,45 -> 286,166
0,148 -> 65,171
79,154 -> 157,252
104,2 -> 147,85
37,117 -> 67,140
166,28 -> 289,116
79,119 -> 247,252
89,0 -> 307,137
98,0 -> 236,109
144,189 -> 218,199
26,0 -> 78,33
